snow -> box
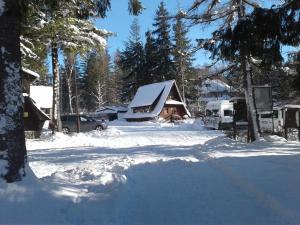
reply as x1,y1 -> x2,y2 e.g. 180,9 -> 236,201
30,85 -> 53,109
1,120 -> 300,224
201,78 -> 232,94
22,67 -> 40,79
0,54 -> 22,134
165,99 -> 184,105
128,81 -> 168,108
28,96 -> 50,120
0,0 -> 4,16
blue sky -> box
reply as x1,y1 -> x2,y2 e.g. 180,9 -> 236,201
94,0 -> 212,67
94,0 -> 287,67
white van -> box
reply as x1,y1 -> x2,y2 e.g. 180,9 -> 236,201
259,107 -> 283,133
204,100 -> 233,129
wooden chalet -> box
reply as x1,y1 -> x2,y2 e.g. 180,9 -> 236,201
124,80 -> 190,122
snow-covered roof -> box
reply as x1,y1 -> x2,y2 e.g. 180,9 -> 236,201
124,80 -> 190,119
22,68 -> 40,79
282,104 -> 300,109
105,106 -> 128,112
30,98 -> 50,120
129,82 -> 167,108
96,106 -> 128,113
30,86 -> 53,109
23,94 -> 50,120
200,78 -> 233,93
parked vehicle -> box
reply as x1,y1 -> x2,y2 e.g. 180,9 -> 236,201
60,114 -> 107,134
259,107 -> 283,133
204,100 -> 233,129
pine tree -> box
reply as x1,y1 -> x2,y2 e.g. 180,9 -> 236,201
289,51 -> 300,95
172,13 -> 194,102
144,30 -> 159,85
188,0 -> 262,141
119,19 -> 145,102
21,3 -> 49,81
152,1 -> 175,82
81,50 -> 110,111
112,50 -> 126,103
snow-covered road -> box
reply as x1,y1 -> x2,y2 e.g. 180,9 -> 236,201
1,119 -> 300,225
26,120 -> 222,197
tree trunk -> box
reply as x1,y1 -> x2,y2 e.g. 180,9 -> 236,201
237,1 -> 259,142
65,53 -> 75,114
243,58 -> 260,141
0,0 -> 27,182
67,74 -> 74,114
51,43 -> 62,132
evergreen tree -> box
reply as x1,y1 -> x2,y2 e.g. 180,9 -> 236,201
144,30 -> 159,85
189,0 -> 300,141
107,51 -> 123,104
119,19 -> 145,102
289,51 -> 300,95
152,1 -> 175,82
172,13 -> 194,102
112,50 -> 127,103
81,50 -> 110,111
188,0 -> 262,141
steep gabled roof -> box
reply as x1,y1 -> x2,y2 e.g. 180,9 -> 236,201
124,80 -> 190,119
129,81 -> 168,108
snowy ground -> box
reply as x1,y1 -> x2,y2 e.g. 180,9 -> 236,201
1,119 -> 300,225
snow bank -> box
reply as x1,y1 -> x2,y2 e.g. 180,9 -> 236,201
2,122 -> 298,224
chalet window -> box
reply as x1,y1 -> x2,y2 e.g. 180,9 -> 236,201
224,110 -> 233,116
261,114 -> 272,119
273,110 -> 279,118
133,106 -> 151,113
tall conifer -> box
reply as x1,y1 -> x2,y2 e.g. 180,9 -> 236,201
152,2 -> 175,82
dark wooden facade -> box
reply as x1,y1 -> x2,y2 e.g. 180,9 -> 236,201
22,69 -> 50,137
23,96 -> 49,131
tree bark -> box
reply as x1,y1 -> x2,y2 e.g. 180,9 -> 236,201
0,0 -> 27,182
237,0 -> 259,142
243,58 -> 260,141
65,53 -> 75,114
51,43 -> 62,132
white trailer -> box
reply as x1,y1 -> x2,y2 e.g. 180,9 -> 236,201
204,100 -> 233,129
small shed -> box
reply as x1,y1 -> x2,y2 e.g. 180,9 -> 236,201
23,95 -> 50,138
22,69 -> 51,138
124,80 -> 191,122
